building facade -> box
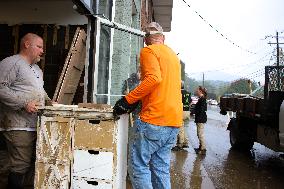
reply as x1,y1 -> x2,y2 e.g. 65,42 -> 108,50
0,0 -> 174,106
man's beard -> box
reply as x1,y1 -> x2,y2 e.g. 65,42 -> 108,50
33,56 -> 41,64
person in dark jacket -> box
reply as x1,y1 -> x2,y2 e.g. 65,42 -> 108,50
172,81 -> 192,151
194,86 -> 207,154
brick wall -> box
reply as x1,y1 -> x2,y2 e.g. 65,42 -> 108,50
140,0 -> 154,31
130,0 -> 142,75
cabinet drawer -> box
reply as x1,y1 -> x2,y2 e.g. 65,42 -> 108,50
73,178 -> 112,189
74,120 -> 116,150
73,150 -> 113,180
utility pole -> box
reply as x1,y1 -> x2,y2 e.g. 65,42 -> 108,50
277,32 -> 280,67
248,80 -> 252,94
202,72 -> 205,87
268,31 -> 284,90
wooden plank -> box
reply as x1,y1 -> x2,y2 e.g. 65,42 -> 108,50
65,25 -> 70,49
53,28 -> 87,104
12,25 -> 19,54
52,25 -> 59,46
78,103 -> 112,110
41,25 -> 48,74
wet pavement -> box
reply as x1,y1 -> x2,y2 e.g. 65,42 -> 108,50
170,105 -> 284,189
2,105 -> 283,189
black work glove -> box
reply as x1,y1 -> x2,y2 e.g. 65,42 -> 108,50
113,97 -> 139,120
220,110 -> 227,115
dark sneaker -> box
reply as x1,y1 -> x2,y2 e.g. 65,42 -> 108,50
197,149 -> 207,155
182,144 -> 189,148
171,146 -> 182,151
194,147 -> 201,152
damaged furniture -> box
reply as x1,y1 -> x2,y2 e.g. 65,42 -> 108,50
34,105 -> 129,189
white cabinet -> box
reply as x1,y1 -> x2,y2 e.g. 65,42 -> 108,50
35,106 -> 129,189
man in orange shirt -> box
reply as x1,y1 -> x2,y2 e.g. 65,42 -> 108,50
113,22 -> 183,189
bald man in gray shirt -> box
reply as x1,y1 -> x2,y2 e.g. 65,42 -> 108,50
0,33 -> 51,188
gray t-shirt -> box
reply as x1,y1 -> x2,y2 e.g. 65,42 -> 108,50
0,55 -> 45,131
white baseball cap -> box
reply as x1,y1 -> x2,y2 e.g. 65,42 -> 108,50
145,22 -> 163,36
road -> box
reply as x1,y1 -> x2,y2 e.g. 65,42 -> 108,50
1,105 -> 282,188
170,105 -> 284,189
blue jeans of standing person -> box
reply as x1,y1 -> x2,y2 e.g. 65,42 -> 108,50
128,119 -> 179,189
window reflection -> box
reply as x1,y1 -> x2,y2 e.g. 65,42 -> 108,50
96,24 -> 111,104
93,0 -> 113,20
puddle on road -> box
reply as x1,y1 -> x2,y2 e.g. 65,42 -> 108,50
171,106 -> 284,189
171,150 -> 215,189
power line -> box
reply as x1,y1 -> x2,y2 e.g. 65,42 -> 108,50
188,50 -> 273,75
246,73 -> 265,82
234,51 -> 274,73
228,54 -> 271,73
243,70 -> 262,78
245,69 -> 265,79
181,0 -> 256,54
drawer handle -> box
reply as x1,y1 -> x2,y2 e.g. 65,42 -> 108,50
89,120 -> 100,124
88,150 -> 99,155
87,181 -> 98,186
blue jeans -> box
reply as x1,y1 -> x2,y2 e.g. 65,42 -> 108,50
128,119 -> 179,189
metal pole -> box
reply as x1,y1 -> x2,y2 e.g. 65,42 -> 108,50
267,32 -> 284,91
248,80 -> 252,94
277,32 -> 279,67
202,72 -> 205,87
277,32 -> 280,90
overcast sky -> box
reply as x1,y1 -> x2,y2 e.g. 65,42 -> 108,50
165,0 -> 284,82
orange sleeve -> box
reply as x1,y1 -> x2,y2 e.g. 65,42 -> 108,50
125,47 -> 162,104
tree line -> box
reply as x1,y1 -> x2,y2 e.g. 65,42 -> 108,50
184,73 -> 259,101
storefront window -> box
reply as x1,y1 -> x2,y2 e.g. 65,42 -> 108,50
96,24 -> 111,104
92,0 -> 113,21
93,21 -> 143,105
90,0 -> 144,105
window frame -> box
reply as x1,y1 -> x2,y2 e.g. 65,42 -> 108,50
82,0 -> 145,104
